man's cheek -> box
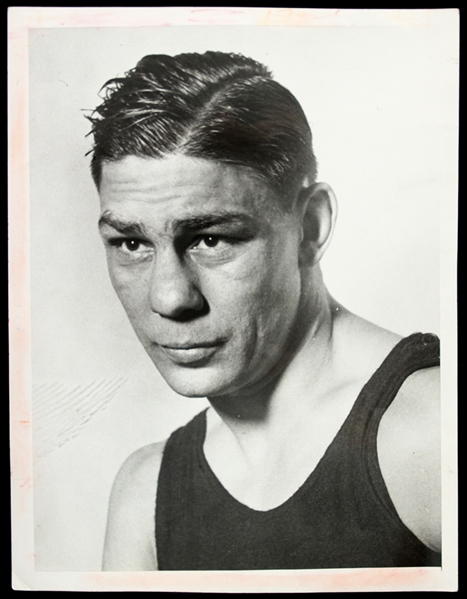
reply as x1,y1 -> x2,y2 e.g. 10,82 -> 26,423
111,280 -> 147,325
202,260 -> 273,303
204,245 -> 270,282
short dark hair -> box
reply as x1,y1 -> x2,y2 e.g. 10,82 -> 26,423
87,51 -> 317,202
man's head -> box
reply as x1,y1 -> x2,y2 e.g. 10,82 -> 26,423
90,52 -> 336,399
88,51 -> 317,205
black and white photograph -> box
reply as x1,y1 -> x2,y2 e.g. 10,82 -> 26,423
9,7 -> 458,592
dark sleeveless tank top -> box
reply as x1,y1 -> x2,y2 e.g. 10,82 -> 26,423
156,332 -> 441,570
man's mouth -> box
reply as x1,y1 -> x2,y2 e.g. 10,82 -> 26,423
158,342 -> 223,365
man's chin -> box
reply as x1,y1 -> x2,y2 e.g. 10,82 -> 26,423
164,379 -> 226,399
151,363 -> 218,398
154,363 -> 237,399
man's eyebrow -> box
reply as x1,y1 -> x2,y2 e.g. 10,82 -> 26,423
172,213 -> 256,232
98,212 -> 149,237
98,211 -> 258,237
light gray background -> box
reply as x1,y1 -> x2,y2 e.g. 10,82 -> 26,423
29,24 -> 457,571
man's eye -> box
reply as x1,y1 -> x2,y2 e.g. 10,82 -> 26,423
109,238 -> 152,258
191,235 -> 221,249
121,239 -> 143,252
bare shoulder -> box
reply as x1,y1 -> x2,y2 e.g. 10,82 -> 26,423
333,308 -> 403,382
102,440 -> 166,571
378,365 -> 441,552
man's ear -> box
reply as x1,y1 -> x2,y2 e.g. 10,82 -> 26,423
297,182 -> 337,267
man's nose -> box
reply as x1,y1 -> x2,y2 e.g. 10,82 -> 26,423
148,249 -> 205,319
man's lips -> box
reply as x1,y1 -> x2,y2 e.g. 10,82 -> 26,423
157,342 -> 224,365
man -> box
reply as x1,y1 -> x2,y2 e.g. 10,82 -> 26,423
88,51 -> 441,570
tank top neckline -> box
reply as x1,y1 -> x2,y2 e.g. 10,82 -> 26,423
193,332 -> 437,517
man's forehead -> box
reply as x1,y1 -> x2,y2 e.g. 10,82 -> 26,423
100,154 -> 268,195
98,154 -> 288,227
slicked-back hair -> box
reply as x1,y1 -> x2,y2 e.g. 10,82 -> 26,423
87,51 -> 317,205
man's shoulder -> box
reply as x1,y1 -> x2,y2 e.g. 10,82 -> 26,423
102,440 -> 167,571
395,362 -> 440,411
333,311 -> 403,384
377,363 -> 441,552
379,348 -> 440,450
113,440 -> 167,494
379,362 -> 440,455
108,439 -> 167,533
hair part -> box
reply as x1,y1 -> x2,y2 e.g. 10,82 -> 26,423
87,51 -> 317,206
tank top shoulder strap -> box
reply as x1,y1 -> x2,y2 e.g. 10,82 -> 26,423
156,408 -> 207,569
344,332 -> 440,440
340,331 -> 440,521
163,409 -> 206,453
157,408 -> 207,484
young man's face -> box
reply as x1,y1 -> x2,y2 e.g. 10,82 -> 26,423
98,154 -> 304,398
